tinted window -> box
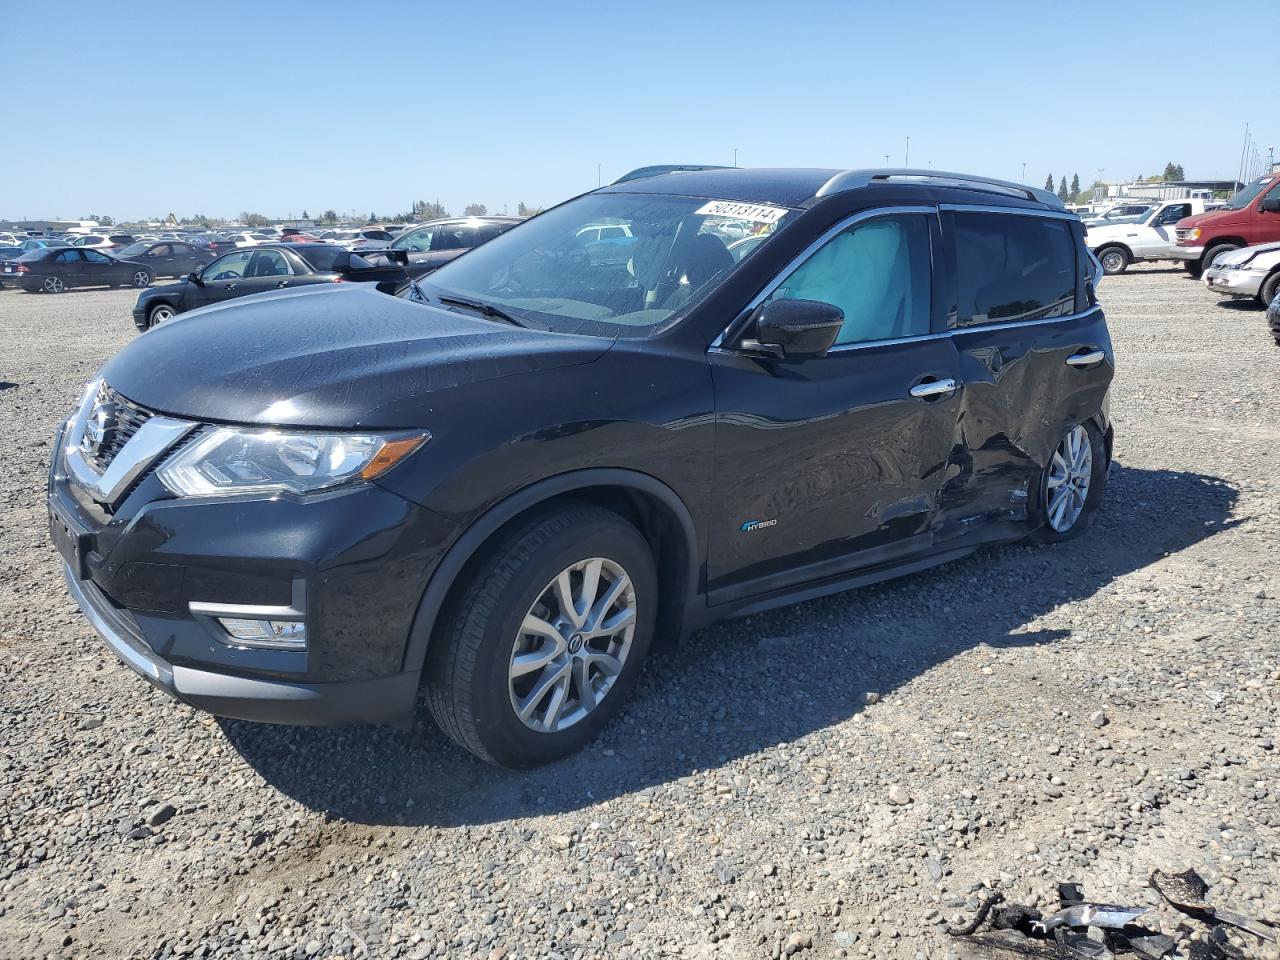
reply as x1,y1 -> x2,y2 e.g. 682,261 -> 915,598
171,243 -> 193,254
952,213 -> 1075,325
54,250 -> 83,263
765,214 -> 931,346
393,226 -> 433,252
1153,204 -> 1190,226
297,246 -> 341,271
149,244 -> 172,256
117,242 -> 150,258
82,250 -> 112,263
479,223 -> 509,242
248,250 -> 291,277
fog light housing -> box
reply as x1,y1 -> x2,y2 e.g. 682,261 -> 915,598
216,617 -> 307,650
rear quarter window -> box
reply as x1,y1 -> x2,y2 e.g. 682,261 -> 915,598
950,212 -> 1077,326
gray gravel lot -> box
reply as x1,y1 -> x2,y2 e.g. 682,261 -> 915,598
1,269 -> 1278,960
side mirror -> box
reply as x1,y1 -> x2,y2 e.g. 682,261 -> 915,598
751,299 -> 845,359
1261,198 -> 1280,213
187,271 -> 204,286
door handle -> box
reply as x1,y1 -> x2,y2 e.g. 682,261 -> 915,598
275,280 -> 290,288
1065,349 -> 1105,367
227,283 -> 238,290
909,377 -> 959,400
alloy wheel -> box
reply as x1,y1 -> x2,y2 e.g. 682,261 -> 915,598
133,271 -> 150,288
43,276 -> 64,293
508,557 -> 637,734
1046,424 -> 1093,533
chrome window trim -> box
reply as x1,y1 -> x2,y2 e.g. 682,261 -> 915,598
708,205 -> 936,350
938,202 -> 1081,221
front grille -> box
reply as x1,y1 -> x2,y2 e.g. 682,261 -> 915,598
83,382 -> 154,472
1175,228 -> 1190,243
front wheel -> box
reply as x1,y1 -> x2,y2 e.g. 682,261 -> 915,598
147,303 -> 177,327
1201,243 -> 1241,274
425,503 -> 657,768
1258,270 -> 1280,309
1030,421 -> 1108,543
1097,246 -> 1130,275
131,270 -> 152,289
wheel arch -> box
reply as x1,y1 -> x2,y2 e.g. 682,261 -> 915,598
1095,241 -> 1133,260
401,469 -> 702,677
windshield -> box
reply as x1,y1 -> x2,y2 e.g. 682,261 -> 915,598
1222,177 -> 1271,211
412,192 -> 793,337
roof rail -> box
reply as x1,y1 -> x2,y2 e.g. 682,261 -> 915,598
815,168 -> 1064,208
612,164 -> 732,184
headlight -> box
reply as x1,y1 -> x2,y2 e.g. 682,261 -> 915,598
1187,228 -> 1202,241
157,427 -> 427,498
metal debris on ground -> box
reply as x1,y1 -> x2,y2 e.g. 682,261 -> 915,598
947,869 -> 1277,959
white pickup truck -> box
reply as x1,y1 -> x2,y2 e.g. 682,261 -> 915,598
1085,198 -> 1207,274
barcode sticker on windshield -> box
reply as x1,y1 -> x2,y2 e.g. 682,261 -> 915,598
694,200 -> 789,224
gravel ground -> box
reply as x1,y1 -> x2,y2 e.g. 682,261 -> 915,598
1,269 -> 1278,960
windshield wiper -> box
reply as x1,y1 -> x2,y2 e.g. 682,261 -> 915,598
436,293 -> 524,327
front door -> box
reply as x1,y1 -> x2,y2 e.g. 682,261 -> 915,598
50,248 -> 85,287
236,249 -> 295,295
78,248 -> 119,286
708,210 -> 962,604
193,249 -> 255,305
1142,202 -> 1191,258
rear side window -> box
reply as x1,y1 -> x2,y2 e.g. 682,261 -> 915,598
951,213 -> 1075,326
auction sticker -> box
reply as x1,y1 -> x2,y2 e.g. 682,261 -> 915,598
694,200 -> 790,224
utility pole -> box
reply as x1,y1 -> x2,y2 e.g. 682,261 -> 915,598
733,147 -> 738,168
884,154 -> 891,166
1236,122 -> 1250,189
597,163 -> 602,188
904,136 -> 910,167
1021,161 -> 1027,183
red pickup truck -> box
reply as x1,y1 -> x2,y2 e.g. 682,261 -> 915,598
1172,173 -> 1280,276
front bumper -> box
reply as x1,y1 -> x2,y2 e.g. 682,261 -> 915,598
64,563 -> 419,725
1204,269 -> 1264,297
1167,245 -> 1203,262
49,412 -> 458,727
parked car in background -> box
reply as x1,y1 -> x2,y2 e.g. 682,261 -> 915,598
1086,198 -> 1207,274
130,243 -> 408,328
225,232 -> 265,248
4,247 -> 152,293
0,233 -> 20,246
1266,287 -> 1280,345
55,166 -> 1113,768
1202,242 -> 1280,307
69,234 -> 136,251
0,245 -> 23,260
340,228 -> 396,250
1170,173 -> 1280,276
369,217 -> 520,278
113,241 -> 213,279
19,238 -> 68,252
1082,203 -> 1155,226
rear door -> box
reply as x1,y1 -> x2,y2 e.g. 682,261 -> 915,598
143,243 -> 175,276
708,208 -> 963,603
51,248 -> 86,286
937,206 -> 1112,535
236,249 -> 296,296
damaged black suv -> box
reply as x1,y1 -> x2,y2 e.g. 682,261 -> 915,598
49,166 -> 1113,767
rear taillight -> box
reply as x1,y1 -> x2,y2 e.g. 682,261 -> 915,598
16,264 -> 28,273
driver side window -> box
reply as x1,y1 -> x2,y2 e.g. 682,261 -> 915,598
765,214 -> 932,346
396,227 -> 433,252
206,250 -> 252,280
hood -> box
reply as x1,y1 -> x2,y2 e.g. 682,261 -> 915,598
1178,207 -> 1246,229
1220,241 -> 1280,267
100,284 -> 613,428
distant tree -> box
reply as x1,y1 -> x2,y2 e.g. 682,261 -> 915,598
1070,173 -> 1080,198
415,200 -> 450,220
240,212 -> 271,227
1161,162 -> 1185,181
301,209 -> 309,220
322,209 -> 338,224
463,203 -> 488,217
100,215 -> 113,226
1057,178 -> 1069,202
367,211 -> 377,223
1045,174 -> 1055,193
516,202 -> 543,217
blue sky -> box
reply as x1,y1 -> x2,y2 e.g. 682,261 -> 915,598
1,0 -> 1275,222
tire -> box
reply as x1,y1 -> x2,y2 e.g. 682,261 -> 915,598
1201,243 -> 1241,274
1097,246 -> 1130,275
131,270 -> 152,289
1030,420 -> 1108,544
1258,270 -> 1280,309
147,303 -> 177,328
425,503 -> 657,768
42,275 -> 66,294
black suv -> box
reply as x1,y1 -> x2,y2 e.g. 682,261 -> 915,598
49,167 -> 1114,767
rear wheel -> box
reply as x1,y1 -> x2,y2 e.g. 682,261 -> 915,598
1097,246 -> 1130,275
425,503 -> 657,768
147,303 -> 177,327
131,270 -> 152,289
42,275 -> 65,294
1030,421 -> 1108,543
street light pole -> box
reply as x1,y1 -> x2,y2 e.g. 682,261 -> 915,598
733,147 -> 738,168
905,136 -> 910,167
1021,161 -> 1027,183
